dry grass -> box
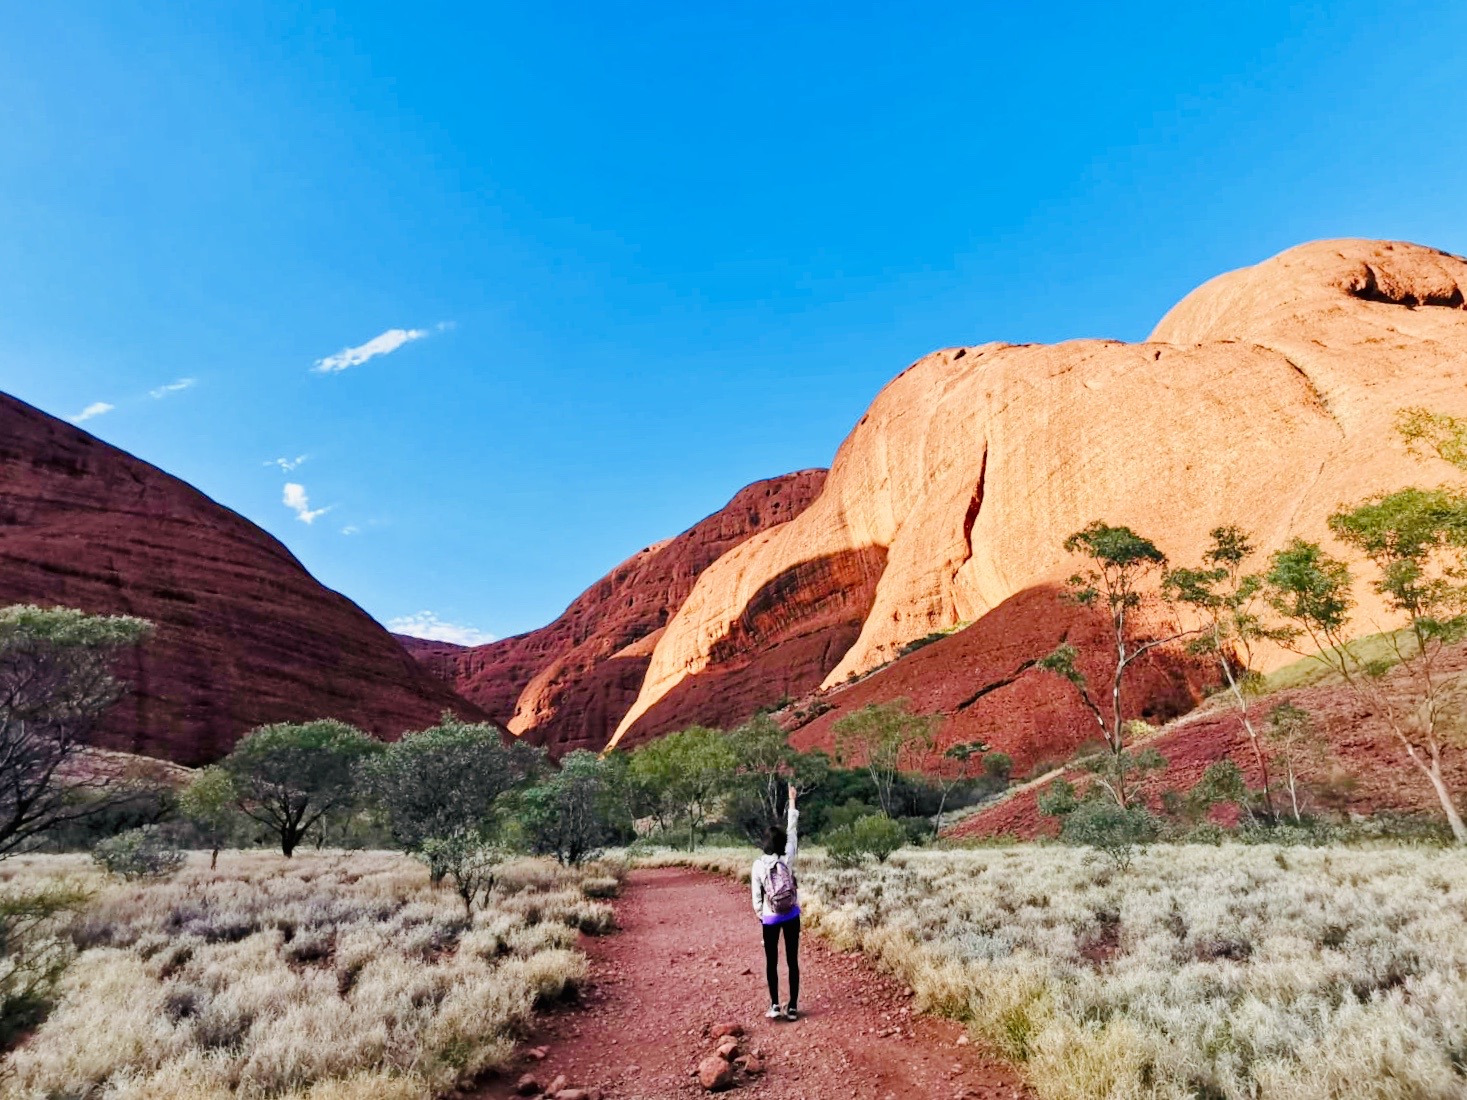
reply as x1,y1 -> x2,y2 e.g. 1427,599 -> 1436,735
0,851 -> 619,1100
642,843 -> 1467,1100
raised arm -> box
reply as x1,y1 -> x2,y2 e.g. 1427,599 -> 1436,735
785,783 -> 799,864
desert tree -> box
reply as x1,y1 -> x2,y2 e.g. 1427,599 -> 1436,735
724,713 -> 828,841
520,750 -> 626,865
1397,406 -> 1467,469
360,714 -> 540,878
832,699 -> 938,818
222,719 -> 382,857
0,605 -> 153,857
929,740 -> 990,839
1330,488 -> 1467,839
1265,702 -> 1330,824
1266,499 -> 1467,843
1038,522 -> 1194,806
1166,526 -> 1290,819
178,765 -> 238,870
627,725 -> 736,850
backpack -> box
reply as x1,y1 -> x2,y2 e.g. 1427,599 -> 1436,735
765,858 -> 798,914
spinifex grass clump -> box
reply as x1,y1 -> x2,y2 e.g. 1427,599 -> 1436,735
798,845 -> 1467,1100
4,850 -> 616,1100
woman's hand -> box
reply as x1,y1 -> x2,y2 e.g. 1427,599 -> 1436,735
788,783 -> 797,807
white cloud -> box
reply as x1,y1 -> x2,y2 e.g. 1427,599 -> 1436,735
387,611 -> 495,647
68,402 -> 114,424
149,378 -> 195,399
282,482 -> 332,524
266,454 -> 309,472
313,327 -> 429,374
340,524 -> 360,536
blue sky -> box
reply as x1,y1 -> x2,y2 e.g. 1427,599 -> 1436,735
3,3 -> 1466,643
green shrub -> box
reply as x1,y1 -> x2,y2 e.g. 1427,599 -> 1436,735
898,631 -> 950,657
824,814 -> 907,867
92,826 -> 186,880
982,751 -> 1013,785
1183,822 -> 1227,845
1036,777 -> 1079,818
1060,801 -> 1161,869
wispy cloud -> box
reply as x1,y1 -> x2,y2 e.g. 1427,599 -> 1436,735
313,327 -> 430,374
283,482 -> 331,524
341,524 -> 360,536
387,611 -> 495,647
68,402 -> 114,424
149,378 -> 195,399
266,454 -> 309,472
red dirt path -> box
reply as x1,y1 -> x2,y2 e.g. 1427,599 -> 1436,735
476,867 -> 1031,1100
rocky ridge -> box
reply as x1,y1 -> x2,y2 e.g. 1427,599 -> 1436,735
0,393 -> 484,764
422,472 -> 828,753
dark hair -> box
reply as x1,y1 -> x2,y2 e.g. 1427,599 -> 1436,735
763,826 -> 787,856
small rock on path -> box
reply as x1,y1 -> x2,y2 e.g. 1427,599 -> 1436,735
473,867 -> 1031,1100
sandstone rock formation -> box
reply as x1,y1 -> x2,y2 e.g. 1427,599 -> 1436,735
610,240 -> 1467,747
418,472 -> 827,753
0,392 -> 485,765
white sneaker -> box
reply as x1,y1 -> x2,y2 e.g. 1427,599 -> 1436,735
765,1003 -> 783,1019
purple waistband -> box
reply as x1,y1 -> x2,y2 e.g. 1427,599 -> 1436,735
761,906 -> 801,925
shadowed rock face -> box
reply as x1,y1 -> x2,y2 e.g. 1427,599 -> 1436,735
607,546 -> 889,750
612,240 -> 1467,743
0,393 -> 486,765
416,471 -> 829,754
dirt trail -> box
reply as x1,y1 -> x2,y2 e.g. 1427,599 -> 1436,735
476,867 -> 1030,1100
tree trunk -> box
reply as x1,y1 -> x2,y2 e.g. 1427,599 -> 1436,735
1423,759 -> 1467,844
210,846 -> 219,871
281,826 -> 302,858
1286,765 -> 1302,824
1221,653 -> 1274,820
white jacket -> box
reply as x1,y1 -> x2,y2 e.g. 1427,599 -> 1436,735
751,802 -> 799,919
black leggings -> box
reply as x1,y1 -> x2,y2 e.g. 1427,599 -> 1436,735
761,916 -> 800,1007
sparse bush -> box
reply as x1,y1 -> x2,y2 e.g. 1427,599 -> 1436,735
824,813 -> 907,866
417,831 -> 504,916
0,880 -> 87,1048
91,826 -> 186,880
1058,800 -> 1160,869
1036,777 -> 1079,818
898,630 -> 951,657
982,751 -> 1013,785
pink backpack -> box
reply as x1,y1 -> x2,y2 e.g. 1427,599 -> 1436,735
766,859 -> 798,913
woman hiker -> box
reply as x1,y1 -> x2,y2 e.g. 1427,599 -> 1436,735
751,783 -> 801,1021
